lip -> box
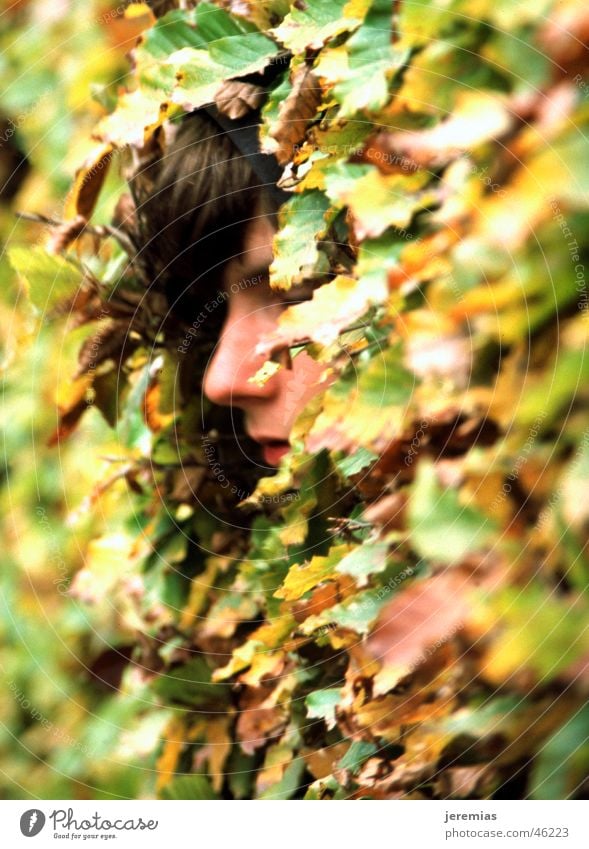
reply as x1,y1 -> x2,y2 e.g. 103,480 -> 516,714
248,432 -> 290,466
261,441 -> 290,466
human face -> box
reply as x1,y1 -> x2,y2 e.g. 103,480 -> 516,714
202,216 -> 325,466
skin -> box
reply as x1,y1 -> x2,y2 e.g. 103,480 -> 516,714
202,215 -> 326,466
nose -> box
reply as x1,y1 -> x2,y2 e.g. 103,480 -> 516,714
202,312 -> 278,409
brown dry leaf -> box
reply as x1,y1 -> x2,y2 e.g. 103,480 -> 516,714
75,319 -> 135,378
363,493 -> 407,535
434,765 -> 497,799
169,465 -> 207,503
103,2 -> 156,53
303,743 -> 349,779
48,374 -> 94,446
367,573 -> 471,694
214,80 -> 265,119
236,696 -> 287,755
355,688 -> 453,739
289,580 -> 349,625
46,215 -> 89,255
64,143 -> 114,220
270,65 -> 322,165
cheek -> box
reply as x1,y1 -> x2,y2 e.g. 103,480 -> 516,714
292,352 -> 325,388
280,353 -> 326,415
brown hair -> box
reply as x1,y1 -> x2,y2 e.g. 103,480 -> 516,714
131,110 -> 275,317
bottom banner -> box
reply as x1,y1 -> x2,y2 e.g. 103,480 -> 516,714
1,800 -> 587,848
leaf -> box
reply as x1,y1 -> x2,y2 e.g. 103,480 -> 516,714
8,246 -> 83,313
299,586 -> 388,636
329,0 -> 408,117
269,64 -> 322,165
172,31 -> 280,109
379,93 -> 512,170
214,79 -> 265,119
307,344 -> 416,453
324,162 -> 437,239
274,544 -> 352,601
159,773 -> 218,800
335,445 -> 378,477
529,704 -> 589,800
155,717 -> 186,793
335,541 -> 389,583
236,702 -> 287,755
367,572 -> 471,695
139,9 -> 206,59
95,87 -> 174,147
64,142 -> 114,220
473,584 -> 589,685
396,0 -> 460,49
153,657 -> 227,707
305,688 -> 342,730
271,0 -> 367,52
195,1 -> 259,41
269,190 -> 332,290
408,461 -> 496,565
257,274 -> 386,356
337,740 -> 378,774
258,753 -> 306,800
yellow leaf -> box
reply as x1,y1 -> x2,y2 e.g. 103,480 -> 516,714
156,717 -> 186,792
179,559 -> 219,631
275,545 -> 353,600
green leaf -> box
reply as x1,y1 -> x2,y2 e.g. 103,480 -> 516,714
307,344 -> 416,452
529,705 -> 589,800
409,461 -> 496,565
259,758 -> 306,800
160,774 -> 218,800
482,584 -> 589,684
271,0 -> 367,52
195,2 -> 259,41
305,688 -> 342,729
208,32 -> 280,71
153,657 -> 227,707
172,32 -> 279,108
324,162 -> 436,239
335,446 -> 378,477
516,348 -> 589,430
270,191 -> 332,289
397,0 -> 461,48
337,740 -> 378,774
8,246 -> 82,313
333,0 -> 409,116
140,10 -> 206,59
336,541 -> 389,581
300,586 -> 388,636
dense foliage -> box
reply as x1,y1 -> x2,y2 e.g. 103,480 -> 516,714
3,0 -> 589,799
